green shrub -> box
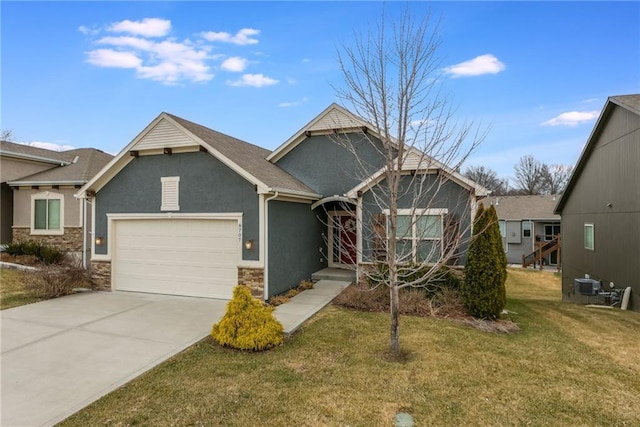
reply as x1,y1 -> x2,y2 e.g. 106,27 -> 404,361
462,204 -> 506,319
212,285 -> 283,351
4,240 -> 64,264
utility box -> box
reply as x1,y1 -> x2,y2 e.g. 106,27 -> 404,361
574,278 -> 601,296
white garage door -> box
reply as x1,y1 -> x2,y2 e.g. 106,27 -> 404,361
113,218 -> 239,299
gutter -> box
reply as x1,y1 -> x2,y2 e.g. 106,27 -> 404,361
0,150 -> 71,166
7,180 -> 86,187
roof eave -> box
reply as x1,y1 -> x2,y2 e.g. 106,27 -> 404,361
0,150 -> 70,166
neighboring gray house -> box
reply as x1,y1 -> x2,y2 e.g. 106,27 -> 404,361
0,140 -> 112,259
554,94 -> 639,311
78,104 -> 488,300
487,195 -> 561,266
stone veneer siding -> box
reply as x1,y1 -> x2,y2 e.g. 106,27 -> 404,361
237,267 -> 265,299
12,227 -> 83,252
90,260 -> 112,291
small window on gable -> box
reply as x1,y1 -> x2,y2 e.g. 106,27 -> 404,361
584,223 -> 594,251
161,177 -> 180,211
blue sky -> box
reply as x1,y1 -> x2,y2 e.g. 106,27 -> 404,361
2,1 -> 638,181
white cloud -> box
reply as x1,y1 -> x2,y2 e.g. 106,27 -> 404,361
220,56 -> 248,72
200,28 -> 260,45
227,73 -> 278,87
444,54 -> 505,78
82,19 -> 265,85
278,97 -> 309,107
581,98 -> 599,104
302,58 -> 311,63
541,111 -> 599,127
86,49 -> 142,68
108,18 -> 171,37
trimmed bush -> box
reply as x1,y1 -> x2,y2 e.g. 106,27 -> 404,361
212,285 -> 283,351
4,240 -> 64,264
462,204 -> 507,319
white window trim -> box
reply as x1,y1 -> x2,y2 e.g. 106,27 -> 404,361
522,220 -> 532,238
584,223 -> 594,251
383,208 -> 447,263
31,191 -> 64,235
161,176 -> 180,211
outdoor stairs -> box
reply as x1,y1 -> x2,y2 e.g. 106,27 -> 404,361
522,235 -> 561,271
311,267 -> 356,283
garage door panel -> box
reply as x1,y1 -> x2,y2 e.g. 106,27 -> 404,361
113,219 -> 240,299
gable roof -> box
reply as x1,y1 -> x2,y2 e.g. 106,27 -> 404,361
345,149 -> 490,198
486,195 -> 561,221
268,103 -> 489,198
267,103 -> 371,163
78,112 -> 319,199
554,94 -> 640,213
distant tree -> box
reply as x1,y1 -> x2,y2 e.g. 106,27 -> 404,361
1,129 -> 14,141
542,164 -> 573,194
463,165 -> 508,195
462,203 -> 506,319
513,155 -> 546,195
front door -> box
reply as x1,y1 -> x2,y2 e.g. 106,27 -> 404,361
329,212 -> 357,267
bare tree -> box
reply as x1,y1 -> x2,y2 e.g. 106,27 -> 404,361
463,165 -> 508,195
1,129 -> 14,141
333,8 -> 486,355
542,163 -> 572,194
513,155 -> 546,195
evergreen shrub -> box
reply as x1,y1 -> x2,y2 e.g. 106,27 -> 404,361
462,204 -> 507,319
212,285 -> 283,351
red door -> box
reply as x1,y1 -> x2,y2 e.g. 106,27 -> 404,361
339,215 -> 357,265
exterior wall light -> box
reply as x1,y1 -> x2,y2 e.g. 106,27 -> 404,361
245,239 -> 254,250
95,236 -> 104,246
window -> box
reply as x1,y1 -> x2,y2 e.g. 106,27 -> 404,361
584,223 -> 594,250
499,220 -> 506,238
386,209 -> 446,263
31,192 -> 64,235
522,220 -> 532,238
161,177 -> 180,211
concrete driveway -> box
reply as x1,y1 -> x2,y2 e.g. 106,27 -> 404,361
1,291 -> 228,427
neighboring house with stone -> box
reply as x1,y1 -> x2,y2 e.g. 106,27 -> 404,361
0,140 -> 112,259
78,104 -> 488,300
554,94 -> 640,311
486,194 -> 561,266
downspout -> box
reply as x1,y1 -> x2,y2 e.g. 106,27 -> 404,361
263,191 -> 279,300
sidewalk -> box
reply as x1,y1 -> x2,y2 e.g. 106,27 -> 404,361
274,279 -> 351,334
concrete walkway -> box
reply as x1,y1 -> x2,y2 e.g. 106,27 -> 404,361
275,279 -> 351,334
0,280 -> 349,426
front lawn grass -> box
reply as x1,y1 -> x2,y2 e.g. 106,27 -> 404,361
0,268 -> 42,309
60,268 -> 640,426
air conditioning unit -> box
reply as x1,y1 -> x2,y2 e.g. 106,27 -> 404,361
574,278 -> 601,296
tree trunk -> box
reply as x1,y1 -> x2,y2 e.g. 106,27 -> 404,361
390,283 -> 401,355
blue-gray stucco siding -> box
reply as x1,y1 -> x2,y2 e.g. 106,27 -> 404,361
267,200 -> 326,298
275,133 -> 389,197
94,151 -> 259,261
361,174 -> 473,264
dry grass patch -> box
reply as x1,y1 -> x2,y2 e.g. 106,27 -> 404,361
59,269 -> 640,427
0,268 -> 42,309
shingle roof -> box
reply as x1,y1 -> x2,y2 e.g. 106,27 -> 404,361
3,142 -> 113,185
486,195 -> 561,221
610,94 -> 640,116
166,113 -> 318,197
0,140 -> 71,164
